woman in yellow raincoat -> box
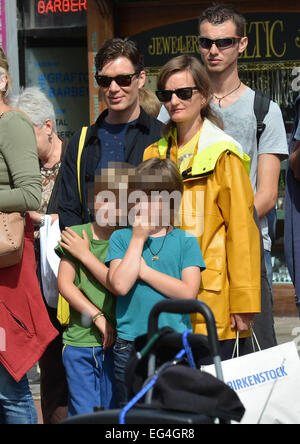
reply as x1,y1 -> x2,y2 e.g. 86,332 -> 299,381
143,55 -> 261,359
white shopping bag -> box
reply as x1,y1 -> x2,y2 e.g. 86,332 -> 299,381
39,216 -> 61,308
203,341 -> 300,424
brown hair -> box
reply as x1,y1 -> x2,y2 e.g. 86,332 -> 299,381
0,47 -> 11,103
95,38 -> 144,73
198,3 -> 246,37
135,157 -> 183,195
139,88 -> 161,118
157,55 -> 223,134
135,158 -> 183,226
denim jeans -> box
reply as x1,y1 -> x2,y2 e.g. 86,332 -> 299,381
62,345 -> 118,417
0,363 -> 37,424
113,338 -> 134,406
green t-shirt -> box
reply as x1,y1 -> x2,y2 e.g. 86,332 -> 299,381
55,223 -> 116,347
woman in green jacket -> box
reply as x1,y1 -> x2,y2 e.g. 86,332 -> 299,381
0,47 -> 57,424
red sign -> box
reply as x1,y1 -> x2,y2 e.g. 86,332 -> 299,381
37,0 -> 87,14
0,0 -> 6,52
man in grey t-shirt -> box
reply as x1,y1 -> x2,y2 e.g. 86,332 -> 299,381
197,4 -> 288,350
211,88 -> 288,255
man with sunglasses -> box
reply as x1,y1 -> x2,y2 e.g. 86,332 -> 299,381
198,4 -> 288,351
58,38 -> 162,230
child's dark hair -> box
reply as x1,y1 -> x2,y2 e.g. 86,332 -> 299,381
198,3 -> 246,37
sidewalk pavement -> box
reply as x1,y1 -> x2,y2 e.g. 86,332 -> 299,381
28,315 -> 300,424
274,316 -> 300,348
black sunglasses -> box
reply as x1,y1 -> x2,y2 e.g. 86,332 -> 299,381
95,72 -> 140,88
156,87 -> 199,103
198,36 -> 241,49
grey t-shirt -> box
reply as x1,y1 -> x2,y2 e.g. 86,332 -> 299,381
211,87 -> 288,251
158,87 -> 288,251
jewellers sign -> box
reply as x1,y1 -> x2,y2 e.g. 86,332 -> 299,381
132,13 -> 300,66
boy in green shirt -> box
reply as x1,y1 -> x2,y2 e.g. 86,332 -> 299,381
59,159 -> 205,407
56,183 -> 119,416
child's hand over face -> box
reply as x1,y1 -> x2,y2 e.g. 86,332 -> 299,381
132,214 -> 153,241
132,224 -> 151,241
59,228 -> 90,262
94,316 -> 116,349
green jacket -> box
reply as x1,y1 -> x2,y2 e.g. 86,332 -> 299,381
0,110 -> 41,212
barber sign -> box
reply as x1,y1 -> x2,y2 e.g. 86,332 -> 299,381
203,341 -> 300,424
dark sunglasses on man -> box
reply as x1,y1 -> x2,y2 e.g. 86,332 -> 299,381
95,71 -> 140,88
198,36 -> 241,50
156,87 -> 199,103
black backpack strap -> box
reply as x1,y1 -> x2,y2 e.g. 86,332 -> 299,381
254,90 -> 271,146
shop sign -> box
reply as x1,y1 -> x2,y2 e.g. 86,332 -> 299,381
25,46 -> 89,139
37,0 -> 87,14
132,13 -> 300,66
33,0 -> 87,27
0,0 -> 6,52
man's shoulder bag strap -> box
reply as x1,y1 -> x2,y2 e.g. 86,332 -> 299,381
254,90 -> 271,146
77,126 -> 88,206
57,126 -> 88,328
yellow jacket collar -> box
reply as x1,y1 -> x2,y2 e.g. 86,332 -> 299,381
187,119 -> 250,177
198,119 -> 243,156
156,119 -> 250,177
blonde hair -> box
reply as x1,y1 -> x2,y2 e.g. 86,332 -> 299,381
139,88 -> 161,118
157,55 -> 223,135
0,47 -> 11,103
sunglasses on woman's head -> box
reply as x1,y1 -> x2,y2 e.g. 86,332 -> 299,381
198,36 -> 241,49
95,72 -> 139,88
156,87 -> 199,103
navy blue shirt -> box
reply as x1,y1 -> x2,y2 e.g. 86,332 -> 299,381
97,120 -> 137,170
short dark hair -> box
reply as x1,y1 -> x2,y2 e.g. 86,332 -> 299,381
198,3 -> 246,37
95,38 -> 144,73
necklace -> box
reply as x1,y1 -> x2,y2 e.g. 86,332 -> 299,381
146,227 -> 170,261
214,81 -> 242,108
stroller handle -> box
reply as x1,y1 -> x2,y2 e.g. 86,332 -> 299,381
147,299 -> 220,359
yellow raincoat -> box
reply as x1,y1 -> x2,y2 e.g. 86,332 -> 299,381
143,119 -> 261,340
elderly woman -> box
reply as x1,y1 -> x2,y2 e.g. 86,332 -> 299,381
0,50 -> 57,424
143,55 -> 261,361
10,87 -> 68,424
10,87 -> 67,228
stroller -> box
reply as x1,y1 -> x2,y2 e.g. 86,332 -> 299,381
63,299 -> 244,424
